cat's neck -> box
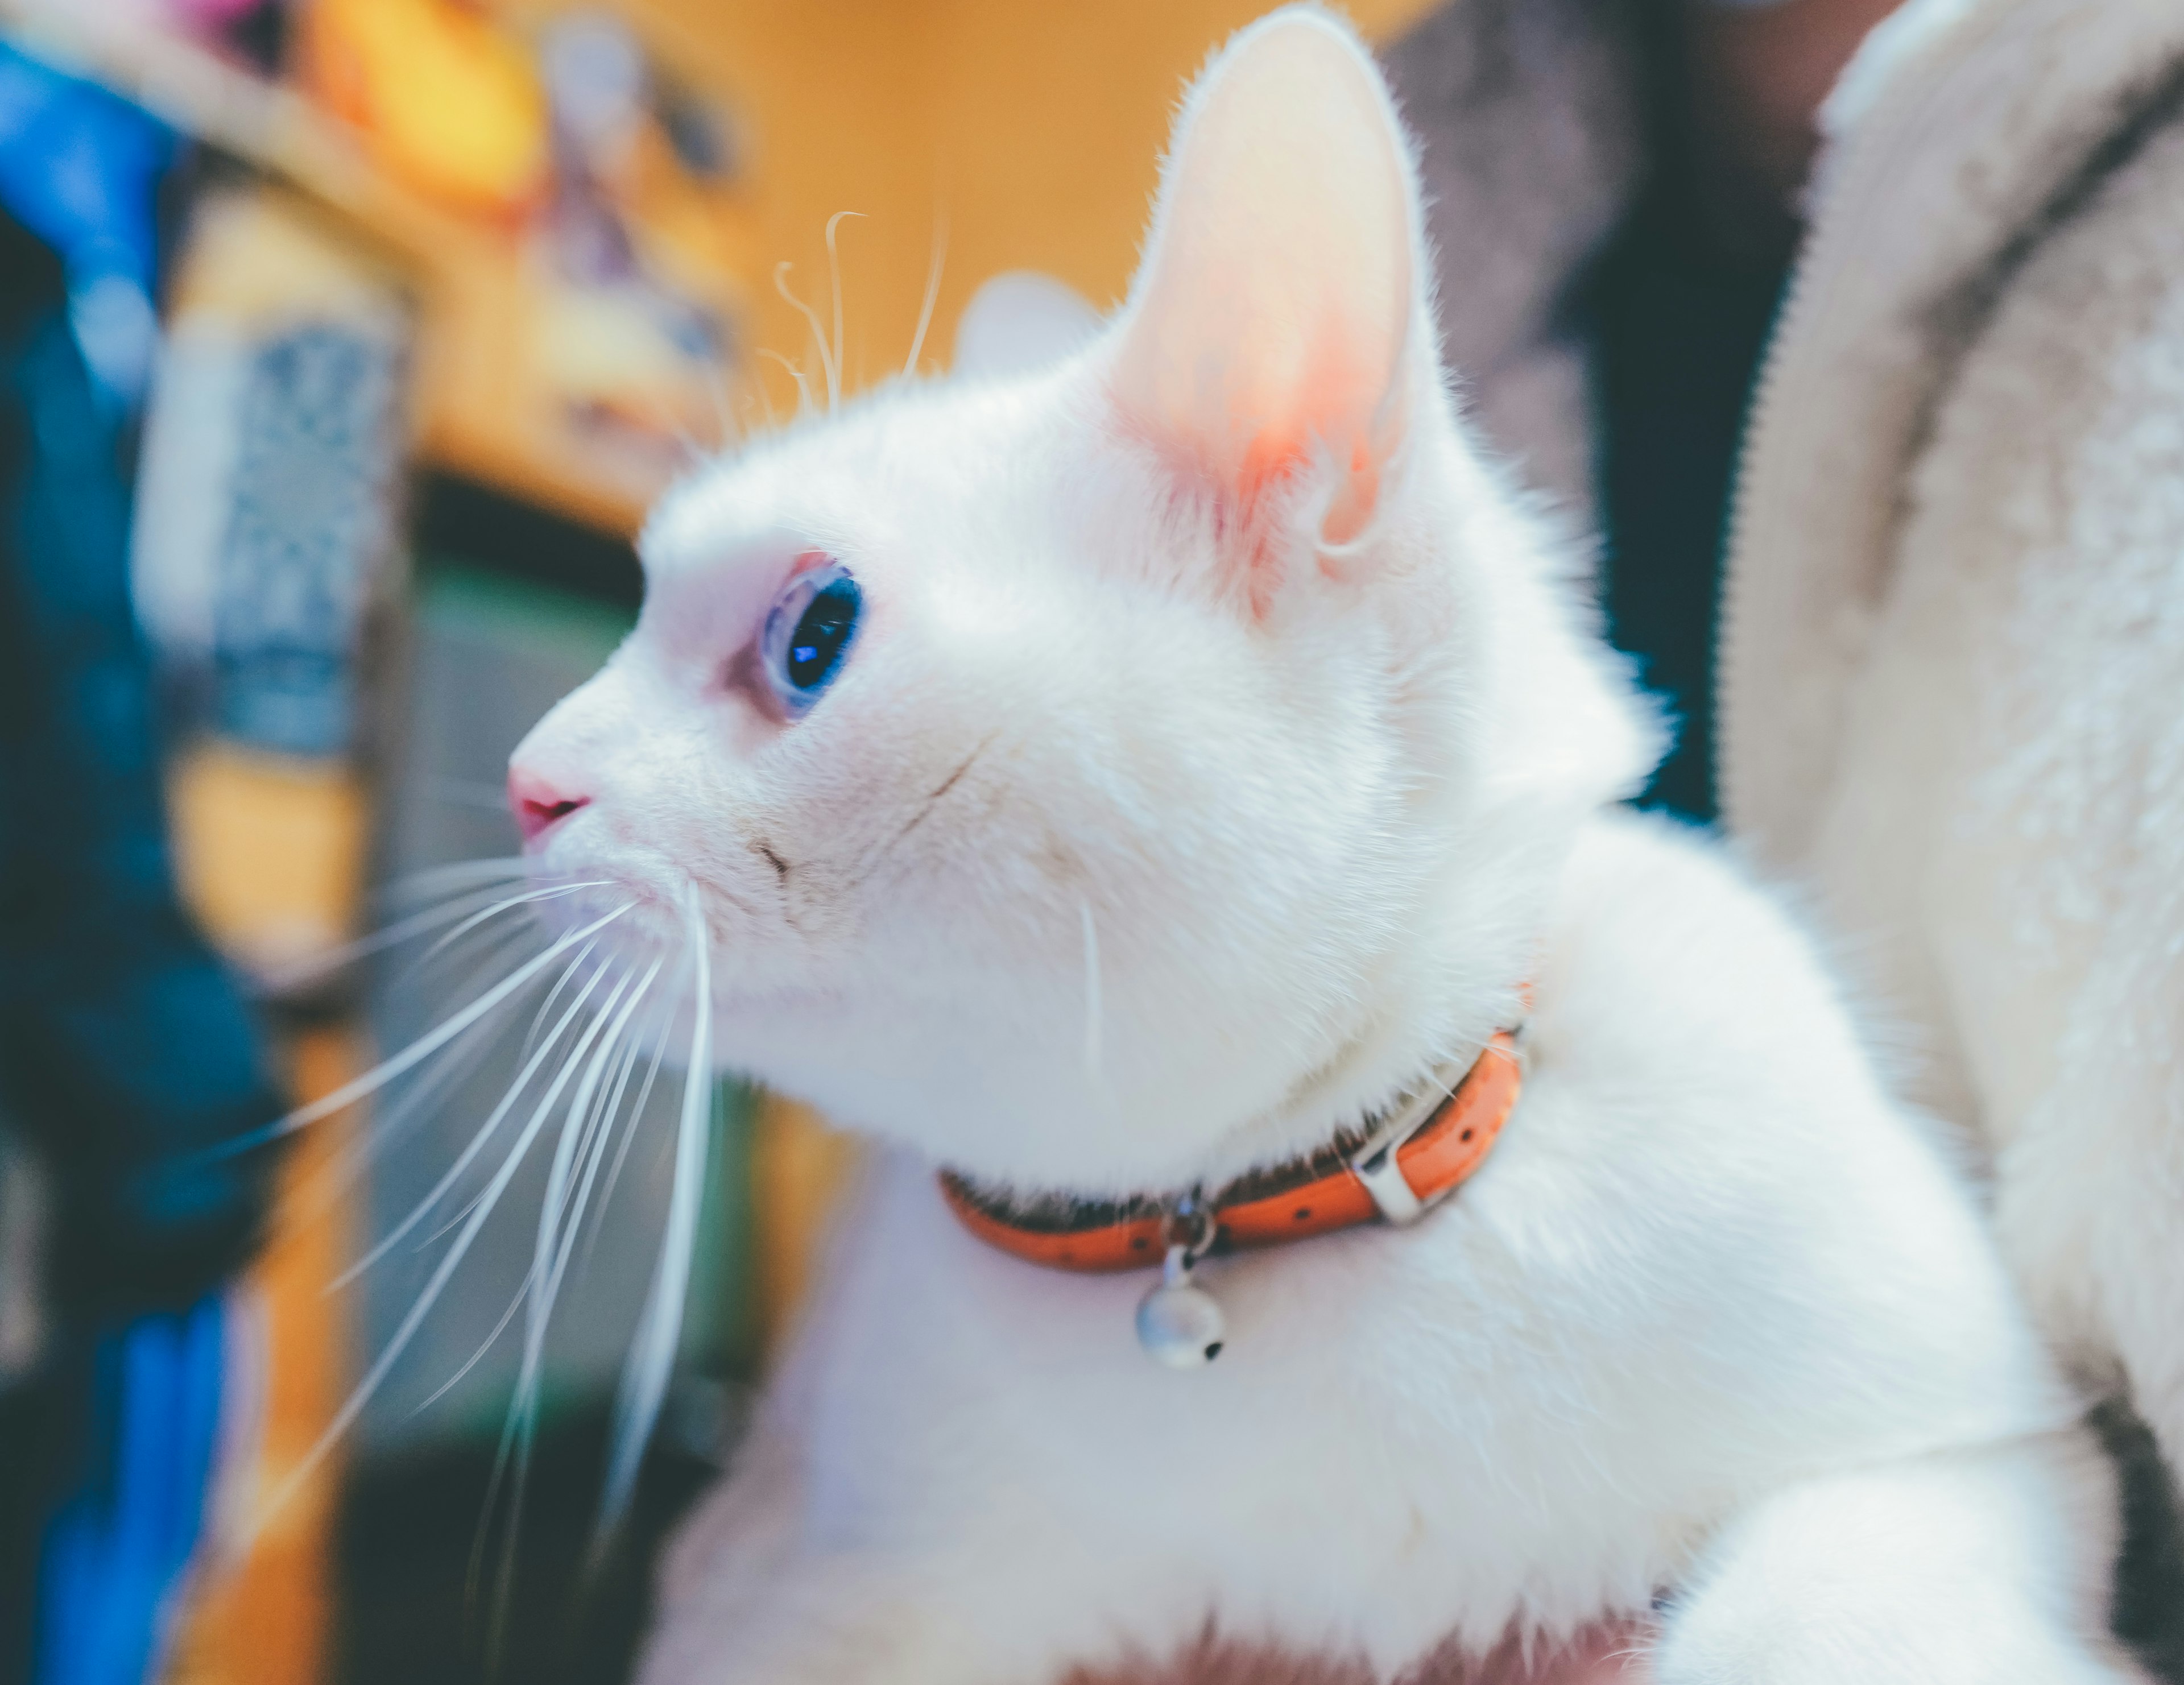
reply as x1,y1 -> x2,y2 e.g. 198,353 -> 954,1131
762,797 -> 1562,1204
1164,915 -> 1536,1201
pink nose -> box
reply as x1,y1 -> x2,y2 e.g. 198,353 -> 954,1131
508,767 -> 590,845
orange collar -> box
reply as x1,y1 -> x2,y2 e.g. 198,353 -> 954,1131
939,1025 -> 1524,1274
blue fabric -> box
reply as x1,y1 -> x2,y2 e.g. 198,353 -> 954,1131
0,47 -> 170,295
0,298 -> 280,1316
0,51 -> 277,1685
31,1300 -> 226,1685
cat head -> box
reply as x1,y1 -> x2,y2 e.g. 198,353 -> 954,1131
507,6 -> 1653,1195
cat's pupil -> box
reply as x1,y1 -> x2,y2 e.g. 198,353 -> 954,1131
787,577 -> 858,692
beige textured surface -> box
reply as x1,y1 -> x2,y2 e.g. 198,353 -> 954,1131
1720,0 -> 2184,1489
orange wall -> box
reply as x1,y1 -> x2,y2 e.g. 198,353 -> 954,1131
502,0 -> 1440,419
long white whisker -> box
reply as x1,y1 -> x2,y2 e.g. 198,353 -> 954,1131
1080,897 -> 1103,1075
517,942 -> 594,1067
904,211 -> 948,378
398,942 -> 589,1256
284,1004 -> 507,1240
416,880 -> 611,968
329,945 -> 617,1293
384,913 -> 544,1008
824,210 -> 862,412
524,962 -> 655,1365
577,1023 -> 648,1215
254,981 -> 631,1526
258,883 -> 515,992
478,965 -> 649,1603
477,963 -> 662,1603
536,966 -> 661,1361
380,856 -> 532,906
235,904 -> 635,1153
756,347 -> 813,417
582,1001 -> 674,1270
407,1247 -> 544,1417
475,957 -> 651,1647
599,888 -> 713,1537
545,997 -> 650,1291
775,262 -> 836,416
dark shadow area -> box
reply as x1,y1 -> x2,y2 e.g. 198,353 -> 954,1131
2096,1398 -> 2184,1681
336,1407 -> 717,1685
1586,7 -> 1789,827
412,475 -> 645,610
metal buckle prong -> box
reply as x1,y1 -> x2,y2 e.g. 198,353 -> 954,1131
1345,1057 -> 1469,1226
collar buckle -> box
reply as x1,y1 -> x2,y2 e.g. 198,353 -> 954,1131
1345,1046 -> 1488,1226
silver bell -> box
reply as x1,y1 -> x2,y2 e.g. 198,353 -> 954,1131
1136,1274 -> 1226,1368
1135,1190 -> 1225,1368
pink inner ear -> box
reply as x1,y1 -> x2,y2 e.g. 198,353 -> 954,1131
1106,16 -> 1417,612
1122,370 -> 1392,620
1135,316 -> 1398,610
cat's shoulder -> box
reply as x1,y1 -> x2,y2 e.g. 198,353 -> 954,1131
1542,808 -> 1884,1094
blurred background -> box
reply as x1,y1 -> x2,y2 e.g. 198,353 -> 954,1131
0,0 -> 1880,1681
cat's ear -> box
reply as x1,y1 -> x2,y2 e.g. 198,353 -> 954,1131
1110,9 -> 1422,558
954,272 -> 1103,379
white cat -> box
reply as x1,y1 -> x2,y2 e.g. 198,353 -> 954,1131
506,11 -> 2145,1682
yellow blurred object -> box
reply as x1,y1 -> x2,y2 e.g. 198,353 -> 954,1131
167,743 -> 370,983
526,268 -> 722,469
751,1095 -> 862,1354
301,0 -> 550,220
163,1029 -> 363,1685
167,186 -> 411,330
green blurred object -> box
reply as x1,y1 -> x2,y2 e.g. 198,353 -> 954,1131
362,551 -> 756,1454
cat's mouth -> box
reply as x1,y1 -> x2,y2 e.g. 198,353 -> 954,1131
515,833 -> 698,962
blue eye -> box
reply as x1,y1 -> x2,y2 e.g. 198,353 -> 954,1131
760,558 -> 861,717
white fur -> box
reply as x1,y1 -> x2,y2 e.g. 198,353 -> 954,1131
509,11 -> 2142,1680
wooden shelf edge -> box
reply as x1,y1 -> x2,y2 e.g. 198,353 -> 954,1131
0,1 -> 663,541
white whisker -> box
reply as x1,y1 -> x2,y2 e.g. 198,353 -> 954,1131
517,943 -> 593,1066
407,1255 -> 540,1417
583,1001 -> 674,1270
383,913 -> 543,1005
254,957 -> 638,1525
599,888 -> 713,1536
258,883 -> 515,992
525,962 -> 657,1365
824,210 -> 863,412
1081,897 -> 1103,1075
285,1004 -> 507,1239
774,262 -> 836,416
330,944 -> 618,1293
757,347 -> 813,417
904,211 -> 949,378
245,904 -> 635,1151
380,856 -> 531,906
476,955 -> 654,1645
417,880 -> 611,968
545,981 -> 659,1307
